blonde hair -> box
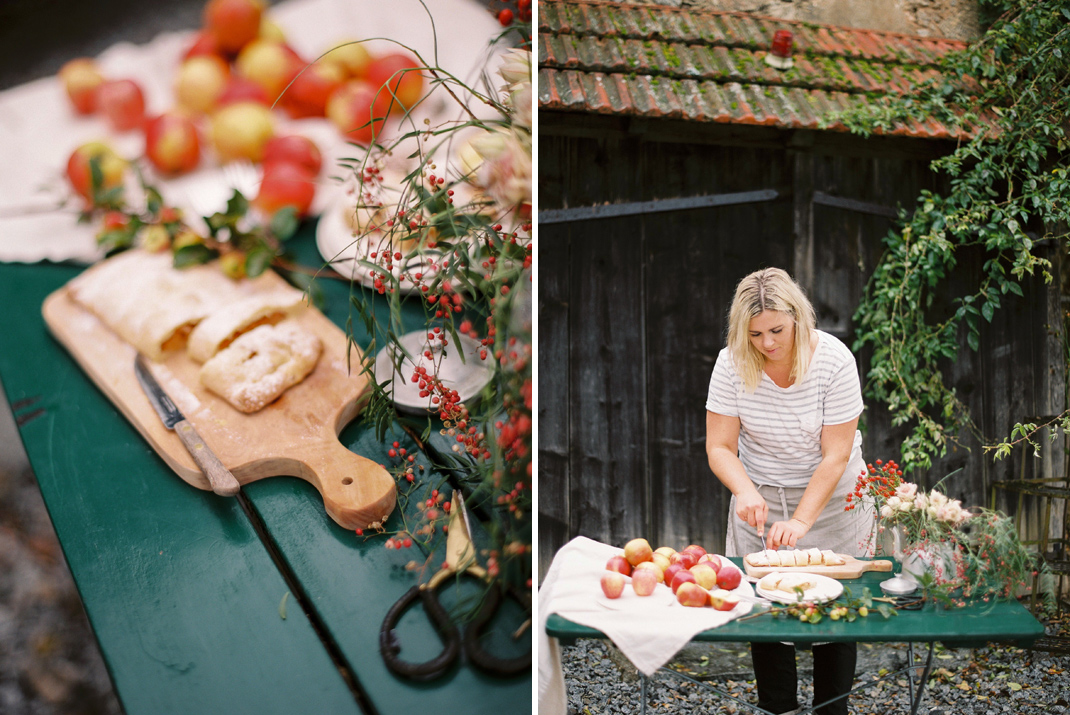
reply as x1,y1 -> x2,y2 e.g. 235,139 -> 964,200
727,267 -> 816,392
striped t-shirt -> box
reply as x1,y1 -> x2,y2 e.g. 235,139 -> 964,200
705,330 -> 865,489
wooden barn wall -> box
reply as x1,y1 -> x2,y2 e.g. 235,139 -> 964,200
537,114 -> 1066,579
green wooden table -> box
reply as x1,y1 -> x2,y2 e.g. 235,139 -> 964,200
0,226 -> 531,714
545,559 -> 1044,715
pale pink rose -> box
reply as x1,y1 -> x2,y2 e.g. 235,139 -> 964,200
471,130 -> 532,213
498,48 -> 531,88
510,82 -> 532,129
896,482 -> 918,500
936,502 -> 961,524
880,504 -> 895,519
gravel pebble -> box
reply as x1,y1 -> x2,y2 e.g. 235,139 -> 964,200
561,616 -> 1070,714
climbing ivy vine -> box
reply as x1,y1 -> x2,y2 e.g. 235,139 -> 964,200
831,0 -> 1070,471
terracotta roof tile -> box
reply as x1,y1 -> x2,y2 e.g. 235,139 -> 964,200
539,0 -> 973,139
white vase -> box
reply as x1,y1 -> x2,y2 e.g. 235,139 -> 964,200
880,524 -> 956,586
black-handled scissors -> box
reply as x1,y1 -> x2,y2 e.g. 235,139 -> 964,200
379,493 -> 531,681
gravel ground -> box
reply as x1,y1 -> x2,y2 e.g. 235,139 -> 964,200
0,399 -> 122,715
560,613 -> 1070,714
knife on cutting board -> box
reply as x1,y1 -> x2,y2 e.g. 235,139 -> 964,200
133,354 -> 241,497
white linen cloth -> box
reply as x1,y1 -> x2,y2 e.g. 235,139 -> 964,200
538,536 -> 757,715
0,0 -> 499,264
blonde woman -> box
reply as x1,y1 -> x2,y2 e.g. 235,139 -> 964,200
705,267 -> 872,715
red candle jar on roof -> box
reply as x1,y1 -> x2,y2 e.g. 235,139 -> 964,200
766,30 -> 795,69
771,30 -> 794,58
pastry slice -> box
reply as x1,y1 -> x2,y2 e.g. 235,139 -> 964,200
68,250 -> 245,360
187,288 -> 306,363
781,550 -> 798,567
821,549 -> 846,566
805,548 -> 822,566
199,321 -> 322,413
746,551 -> 770,568
758,574 -> 782,592
776,573 -> 815,593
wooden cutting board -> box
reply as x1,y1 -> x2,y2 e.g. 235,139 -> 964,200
42,271 -> 395,531
744,555 -> 893,581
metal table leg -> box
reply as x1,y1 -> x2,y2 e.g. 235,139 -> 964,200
907,642 -> 936,715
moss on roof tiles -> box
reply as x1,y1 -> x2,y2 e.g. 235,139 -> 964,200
663,43 -> 681,68
539,0 -> 966,139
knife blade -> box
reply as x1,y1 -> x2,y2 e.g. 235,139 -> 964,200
133,354 -> 240,497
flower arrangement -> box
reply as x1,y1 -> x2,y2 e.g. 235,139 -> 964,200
336,8 -> 533,605
847,459 -> 1049,605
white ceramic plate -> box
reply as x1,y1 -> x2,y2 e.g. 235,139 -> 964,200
373,330 -> 495,414
315,197 -> 447,295
755,572 -> 844,604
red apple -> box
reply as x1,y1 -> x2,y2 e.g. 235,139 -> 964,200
258,16 -> 286,43
670,569 -> 697,595
236,39 -> 303,103
365,52 -> 425,113
689,562 -> 718,590
683,544 -> 707,558
204,0 -> 264,55
650,553 -> 671,574
66,141 -> 127,205
634,561 -> 664,584
670,551 -> 698,570
175,55 -> 230,114
217,76 -> 271,107
210,101 -> 275,162
182,31 -> 222,61
98,79 -> 145,132
281,59 -> 345,118
697,553 -> 722,572
326,80 -> 389,145
253,162 -> 316,218
58,58 -> 104,114
663,563 -> 685,586
600,571 -> 625,600
325,39 -> 373,78
604,555 -> 632,577
631,568 -> 658,597
716,563 -> 743,591
709,588 -> 741,612
145,112 -> 201,175
623,538 -> 653,567
263,134 -> 322,175
676,582 -> 710,608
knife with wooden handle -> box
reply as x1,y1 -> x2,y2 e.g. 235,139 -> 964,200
133,354 -> 240,497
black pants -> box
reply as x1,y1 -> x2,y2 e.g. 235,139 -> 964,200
750,641 -> 856,715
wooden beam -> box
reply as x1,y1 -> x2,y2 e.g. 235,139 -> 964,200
539,189 -> 779,224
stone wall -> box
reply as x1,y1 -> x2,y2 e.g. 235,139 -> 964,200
625,0 -> 982,40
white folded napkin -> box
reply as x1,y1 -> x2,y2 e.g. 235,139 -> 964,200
0,0 -> 499,265
538,536 -> 757,715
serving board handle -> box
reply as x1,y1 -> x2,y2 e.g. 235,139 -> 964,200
862,558 -> 894,573
286,441 -> 397,531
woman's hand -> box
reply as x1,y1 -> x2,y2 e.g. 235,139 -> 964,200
767,518 -> 809,549
734,489 -> 768,536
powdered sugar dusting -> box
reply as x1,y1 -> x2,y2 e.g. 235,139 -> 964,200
199,321 -> 322,413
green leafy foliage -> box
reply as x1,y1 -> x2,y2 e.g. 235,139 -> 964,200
834,0 -> 1070,470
